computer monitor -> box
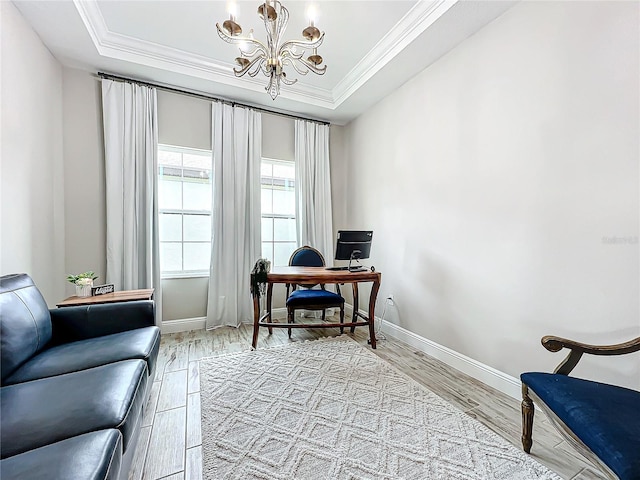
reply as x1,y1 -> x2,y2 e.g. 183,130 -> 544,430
335,230 -> 373,268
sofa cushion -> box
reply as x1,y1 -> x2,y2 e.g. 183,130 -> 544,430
1,359 -> 147,458
286,289 -> 345,307
522,372 -> 640,480
0,274 -> 52,384
4,326 -> 161,385
0,429 -> 122,480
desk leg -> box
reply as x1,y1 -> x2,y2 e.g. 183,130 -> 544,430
350,283 -> 359,334
252,292 -> 260,349
368,278 -> 380,349
266,283 -> 273,335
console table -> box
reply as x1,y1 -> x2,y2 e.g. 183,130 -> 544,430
56,289 -> 154,307
251,266 -> 381,349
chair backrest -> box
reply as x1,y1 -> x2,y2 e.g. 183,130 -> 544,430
289,246 -> 325,267
288,246 -> 325,290
0,273 -> 53,384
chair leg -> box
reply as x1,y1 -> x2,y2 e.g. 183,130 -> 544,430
339,305 -> 345,334
321,309 -> 326,322
521,383 -> 535,453
287,308 -> 294,338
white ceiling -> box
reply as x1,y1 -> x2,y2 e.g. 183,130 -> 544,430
13,0 -> 517,125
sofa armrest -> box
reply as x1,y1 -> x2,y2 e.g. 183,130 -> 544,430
50,300 -> 156,344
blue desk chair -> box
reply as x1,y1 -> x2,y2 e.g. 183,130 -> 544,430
286,246 -> 345,337
521,335 -> 640,480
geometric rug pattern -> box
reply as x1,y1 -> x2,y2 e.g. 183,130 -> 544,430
199,336 -> 561,479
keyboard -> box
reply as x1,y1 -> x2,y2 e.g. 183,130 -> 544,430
325,266 -> 367,272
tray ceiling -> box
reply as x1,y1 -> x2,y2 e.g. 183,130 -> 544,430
13,0 -> 516,124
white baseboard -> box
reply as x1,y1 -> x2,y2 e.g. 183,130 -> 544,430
378,318 -> 521,400
161,317 -> 206,334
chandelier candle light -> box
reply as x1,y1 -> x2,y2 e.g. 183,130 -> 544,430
216,1 -> 326,100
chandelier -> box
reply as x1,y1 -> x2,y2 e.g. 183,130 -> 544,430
216,1 -> 326,100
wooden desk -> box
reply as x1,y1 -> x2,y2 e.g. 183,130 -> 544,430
56,289 -> 154,307
251,267 -> 381,349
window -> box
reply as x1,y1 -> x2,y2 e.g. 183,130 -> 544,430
261,158 -> 297,266
158,145 -> 212,276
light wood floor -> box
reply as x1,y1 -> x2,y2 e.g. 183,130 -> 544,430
129,323 -> 605,480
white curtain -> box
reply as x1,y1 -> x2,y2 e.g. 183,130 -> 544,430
101,79 -> 162,325
295,120 -> 334,266
206,103 -> 262,329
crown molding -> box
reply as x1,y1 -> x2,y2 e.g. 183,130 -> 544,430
73,0 -> 334,107
332,0 -> 458,107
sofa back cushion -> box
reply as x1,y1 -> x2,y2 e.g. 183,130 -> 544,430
0,274 -> 52,384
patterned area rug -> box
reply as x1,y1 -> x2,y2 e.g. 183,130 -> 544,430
199,337 -> 560,479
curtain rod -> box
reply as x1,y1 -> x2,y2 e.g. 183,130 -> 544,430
97,72 -> 330,126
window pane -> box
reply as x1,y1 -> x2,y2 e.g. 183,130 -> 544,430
262,242 -> 273,263
183,181 -> 211,211
184,242 -> 211,271
158,150 -> 181,167
184,214 -> 211,242
183,152 -> 211,170
159,213 -> 182,242
273,189 -> 295,215
159,179 -> 182,210
261,217 -> 273,241
261,162 -> 273,177
274,217 -> 296,241
161,242 -> 182,271
261,188 -> 273,214
274,242 -> 296,266
273,163 -> 295,180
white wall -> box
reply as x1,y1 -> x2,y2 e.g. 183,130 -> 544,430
1,2 -> 65,305
342,0 -> 639,389
62,68 -> 106,297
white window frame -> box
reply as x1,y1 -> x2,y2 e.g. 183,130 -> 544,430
261,157 -> 297,266
158,144 -> 212,279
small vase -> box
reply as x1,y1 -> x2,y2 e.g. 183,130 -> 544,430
75,282 -> 93,297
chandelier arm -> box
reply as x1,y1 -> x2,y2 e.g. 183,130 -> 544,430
216,24 -> 269,56
248,59 -> 266,77
294,57 -> 327,75
279,32 -> 325,54
233,56 -> 266,77
285,59 -> 310,76
280,75 -> 298,86
280,49 -> 304,61
238,45 -> 264,58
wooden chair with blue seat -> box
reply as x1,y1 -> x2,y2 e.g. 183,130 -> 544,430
521,335 -> 640,480
285,245 -> 345,337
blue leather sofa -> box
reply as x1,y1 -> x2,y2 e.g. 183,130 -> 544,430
0,273 -> 161,480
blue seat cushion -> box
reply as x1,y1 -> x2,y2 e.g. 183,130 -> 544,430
1,360 -> 147,458
521,372 -> 640,480
3,327 -> 160,385
0,430 -> 122,480
286,289 -> 344,307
